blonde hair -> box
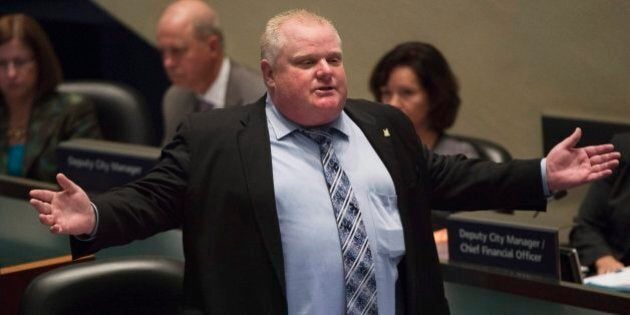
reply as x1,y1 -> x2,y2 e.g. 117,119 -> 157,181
260,9 -> 340,65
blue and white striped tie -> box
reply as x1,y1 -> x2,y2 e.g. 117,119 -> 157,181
300,128 -> 378,315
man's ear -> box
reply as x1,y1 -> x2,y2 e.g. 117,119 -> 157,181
260,59 -> 274,88
206,34 -> 221,55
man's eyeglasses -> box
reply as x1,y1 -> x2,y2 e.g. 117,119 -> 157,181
0,57 -> 35,71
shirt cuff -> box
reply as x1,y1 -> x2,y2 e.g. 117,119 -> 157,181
74,202 -> 100,241
540,158 -> 553,199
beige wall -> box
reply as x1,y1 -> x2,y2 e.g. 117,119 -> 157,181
94,0 -> 630,227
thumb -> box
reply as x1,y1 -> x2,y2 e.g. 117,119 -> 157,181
56,173 -> 78,194
558,127 -> 582,150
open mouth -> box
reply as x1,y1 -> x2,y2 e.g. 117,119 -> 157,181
315,86 -> 335,92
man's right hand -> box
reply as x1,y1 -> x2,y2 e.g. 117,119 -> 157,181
595,255 -> 625,274
30,173 -> 95,236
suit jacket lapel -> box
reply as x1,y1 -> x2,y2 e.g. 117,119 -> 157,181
236,98 -> 286,295
344,101 -> 404,194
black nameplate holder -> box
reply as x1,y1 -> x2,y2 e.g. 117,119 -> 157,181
447,215 -> 559,279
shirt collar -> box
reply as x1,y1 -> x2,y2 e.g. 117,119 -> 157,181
265,95 -> 350,141
199,58 -> 230,108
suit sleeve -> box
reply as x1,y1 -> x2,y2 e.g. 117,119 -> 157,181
569,177 -> 616,267
71,117 -> 192,258
381,103 -> 547,212
426,149 -> 547,211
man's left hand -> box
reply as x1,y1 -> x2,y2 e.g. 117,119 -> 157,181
546,128 -> 620,192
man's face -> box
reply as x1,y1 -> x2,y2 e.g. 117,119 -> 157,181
157,20 -> 218,94
261,21 -> 347,127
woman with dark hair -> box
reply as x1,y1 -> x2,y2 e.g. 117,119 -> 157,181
369,41 -> 480,158
0,14 -> 101,182
371,41 -> 483,231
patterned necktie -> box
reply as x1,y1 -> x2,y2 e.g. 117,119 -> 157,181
300,128 -> 378,315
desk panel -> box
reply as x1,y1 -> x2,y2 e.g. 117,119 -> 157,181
442,261 -> 630,313
445,282 -> 609,315
0,196 -> 69,267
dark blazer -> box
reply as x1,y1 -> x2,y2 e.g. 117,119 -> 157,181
161,60 -> 265,145
72,98 -> 547,314
0,92 -> 101,182
570,132 -> 630,268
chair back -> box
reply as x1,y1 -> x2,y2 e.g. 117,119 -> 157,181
450,134 -> 512,163
57,80 -> 156,145
19,256 -> 184,315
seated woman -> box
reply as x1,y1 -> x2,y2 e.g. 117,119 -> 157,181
0,14 -> 101,183
370,41 -> 482,231
369,41 -> 480,158
570,132 -> 630,275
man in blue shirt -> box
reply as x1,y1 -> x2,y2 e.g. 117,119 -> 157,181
31,9 -> 620,314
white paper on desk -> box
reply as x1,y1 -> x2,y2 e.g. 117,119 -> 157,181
584,266 -> 630,292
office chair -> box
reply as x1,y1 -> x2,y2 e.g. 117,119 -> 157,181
19,256 -> 184,315
450,134 -> 512,163
57,80 -> 156,146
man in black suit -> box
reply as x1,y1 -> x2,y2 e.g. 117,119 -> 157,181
31,9 -> 619,314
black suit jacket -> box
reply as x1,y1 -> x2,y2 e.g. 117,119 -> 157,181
570,132 -> 630,268
72,98 -> 547,314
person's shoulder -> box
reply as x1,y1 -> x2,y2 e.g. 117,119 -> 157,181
345,98 -> 408,120
163,85 -> 194,100
42,91 -> 94,111
162,85 -> 196,113
611,132 -> 630,144
229,59 -> 261,78
228,59 -> 265,91
188,97 -> 265,125
225,59 -> 265,104
611,132 -> 630,156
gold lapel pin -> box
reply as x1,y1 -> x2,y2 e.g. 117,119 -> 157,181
383,128 -> 390,137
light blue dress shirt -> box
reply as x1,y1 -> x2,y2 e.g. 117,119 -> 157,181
266,97 -> 404,314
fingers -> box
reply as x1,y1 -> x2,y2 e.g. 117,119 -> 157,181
30,189 -> 56,203
598,264 -> 624,274
38,212 -> 64,234
586,169 -> 613,182
39,213 -> 56,225
590,152 -> 620,168
559,127 -> 582,150
585,158 -> 619,182
50,224 -> 63,234
56,173 -> 78,194
584,143 -> 616,156
30,198 -> 53,214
